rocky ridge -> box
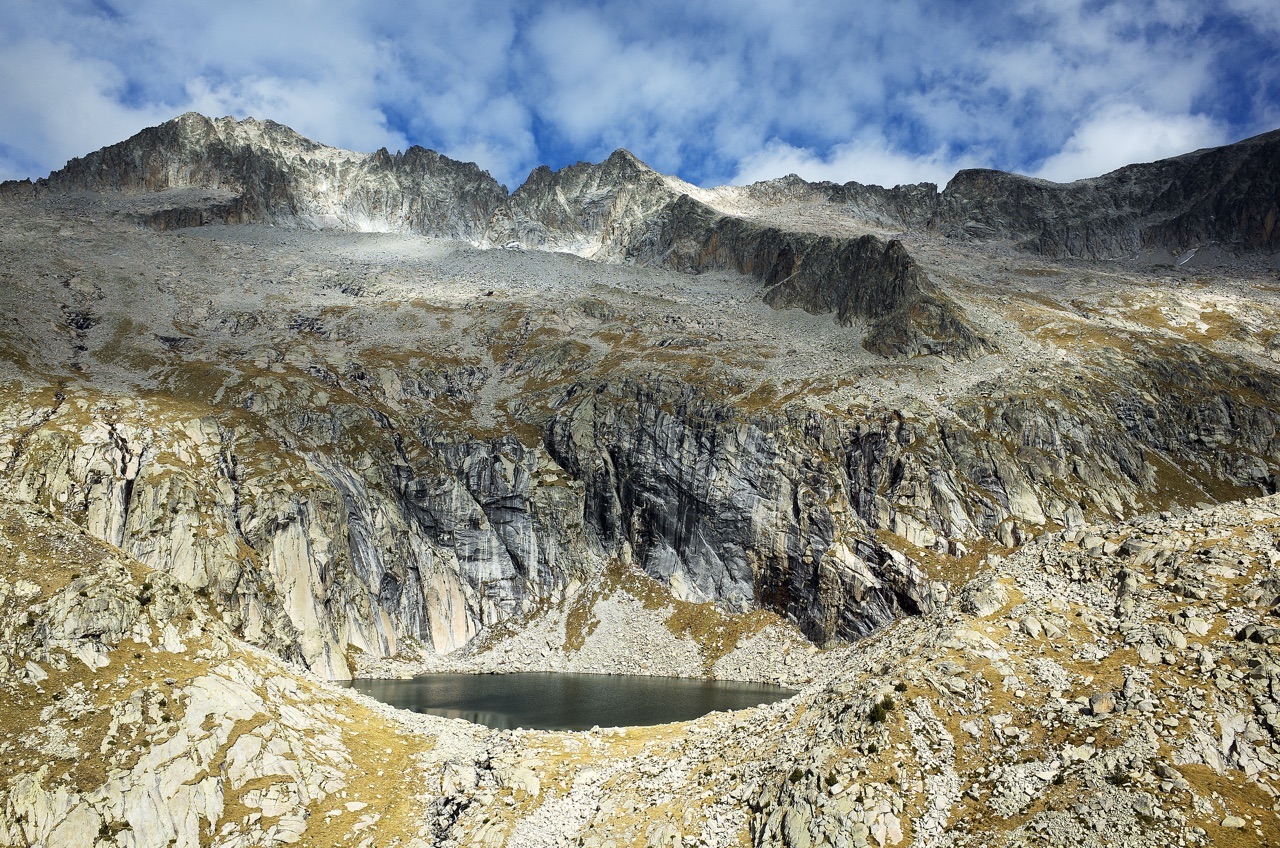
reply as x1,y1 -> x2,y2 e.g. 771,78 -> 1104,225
0,113 -> 508,240
725,128 -> 1280,260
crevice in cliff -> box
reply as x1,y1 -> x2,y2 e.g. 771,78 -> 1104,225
3,389 -> 64,475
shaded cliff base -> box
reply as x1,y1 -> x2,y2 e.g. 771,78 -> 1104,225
353,561 -> 830,686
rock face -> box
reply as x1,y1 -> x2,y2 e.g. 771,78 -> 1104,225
0,403 -> 592,680
2,112 -> 1280,687
483,148 -> 680,261
546,381 -> 932,644
933,128 -> 1280,257
485,152 -> 990,359
5,112 -> 509,239
713,128 -> 1280,260
749,128 -> 1280,259
656,198 -> 989,359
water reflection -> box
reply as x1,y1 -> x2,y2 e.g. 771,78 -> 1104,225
348,672 -> 795,730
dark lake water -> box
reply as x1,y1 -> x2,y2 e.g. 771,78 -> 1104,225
348,672 -> 796,730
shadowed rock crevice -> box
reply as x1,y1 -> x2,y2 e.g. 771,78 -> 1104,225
544,379 -> 934,645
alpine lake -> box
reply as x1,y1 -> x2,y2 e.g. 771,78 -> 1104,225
348,672 -> 796,730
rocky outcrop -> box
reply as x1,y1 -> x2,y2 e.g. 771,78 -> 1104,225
656,197 -> 990,359
488,159 -> 989,359
933,128 -> 1280,257
0,497 -> 476,848
722,129 -> 1280,259
483,149 -> 680,261
0,401 -> 593,679
2,113 -> 508,238
545,380 -> 933,645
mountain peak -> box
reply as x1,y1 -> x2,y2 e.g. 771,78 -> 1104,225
605,148 -> 651,170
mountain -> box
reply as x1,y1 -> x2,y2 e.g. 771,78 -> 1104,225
4,112 -> 509,238
4,115 -> 993,360
1,114 -> 1280,847
933,128 -> 1280,257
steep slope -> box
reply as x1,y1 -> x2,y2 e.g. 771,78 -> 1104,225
0,112 -> 508,239
935,128 -> 1280,258
0,492 -> 470,848
487,150 -> 991,359
655,195 -> 990,359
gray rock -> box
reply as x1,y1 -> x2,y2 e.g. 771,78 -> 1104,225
961,577 -> 1009,618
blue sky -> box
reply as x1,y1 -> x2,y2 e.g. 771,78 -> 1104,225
1,0 -> 1277,190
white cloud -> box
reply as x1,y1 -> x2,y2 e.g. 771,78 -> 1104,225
1033,104 -> 1228,183
183,76 -> 409,155
0,1 -> 1273,190
731,137 -> 987,189
1223,0 -> 1280,34
0,38 -> 171,180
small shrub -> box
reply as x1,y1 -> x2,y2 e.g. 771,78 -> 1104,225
868,695 -> 895,724
894,681 -> 908,693
788,769 -> 805,784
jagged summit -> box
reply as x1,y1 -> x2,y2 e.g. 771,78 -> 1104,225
2,112 -> 509,239
6,114 -> 1278,260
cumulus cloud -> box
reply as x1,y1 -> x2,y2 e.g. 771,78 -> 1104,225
732,137 -> 987,189
0,38 -> 170,180
0,0 -> 1275,189
1033,104 -> 1228,183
